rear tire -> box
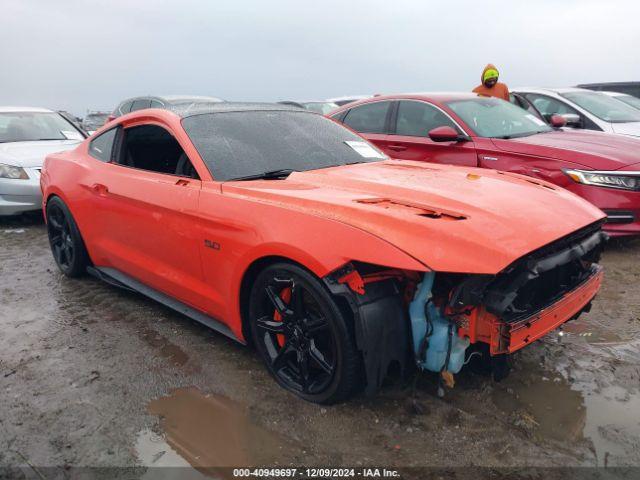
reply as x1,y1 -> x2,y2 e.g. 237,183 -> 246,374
248,262 -> 361,404
46,197 -> 90,277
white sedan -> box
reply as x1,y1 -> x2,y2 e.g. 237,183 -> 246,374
511,87 -> 640,137
0,107 -> 85,215
601,91 -> 640,111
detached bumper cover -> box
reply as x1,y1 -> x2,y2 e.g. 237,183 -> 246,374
498,265 -> 603,353
454,222 -> 606,355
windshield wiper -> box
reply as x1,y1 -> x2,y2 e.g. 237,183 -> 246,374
345,160 -> 370,165
228,168 -> 298,181
494,131 -> 545,140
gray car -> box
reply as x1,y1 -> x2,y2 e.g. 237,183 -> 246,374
0,107 -> 85,215
278,100 -> 339,114
110,95 -> 224,120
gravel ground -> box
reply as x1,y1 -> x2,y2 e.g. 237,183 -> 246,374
1,214 -> 639,478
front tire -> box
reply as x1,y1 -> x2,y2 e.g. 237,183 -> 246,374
249,262 -> 361,404
46,197 -> 90,277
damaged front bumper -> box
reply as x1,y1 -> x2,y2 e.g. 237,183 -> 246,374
325,221 -> 607,394
460,264 -> 603,356
501,265 -> 602,353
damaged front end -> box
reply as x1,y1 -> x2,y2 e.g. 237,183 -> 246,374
325,221 -> 607,394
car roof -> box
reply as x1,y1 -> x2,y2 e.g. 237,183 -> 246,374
161,95 -> 224,104
578,81 -> 640,88
512,87 -> 592,94
118,95 -> 223,106
338,92 -> 483,105
280,100 -> 337,105
402,92 -> 481,101
326,95 -> 372,102
0,106 -> 54,113
601,91 -> 626,97
167,102 -> 311,118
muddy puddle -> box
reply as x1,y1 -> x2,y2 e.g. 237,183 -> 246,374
137,387 -> 295,477
136,429 -> 210,479
492,308 -> 640,467
492,374 -> 587,443
562,321 -> 629,345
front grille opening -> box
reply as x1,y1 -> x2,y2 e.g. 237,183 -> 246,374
496,262 -> 597,323
482,222 -> 606,323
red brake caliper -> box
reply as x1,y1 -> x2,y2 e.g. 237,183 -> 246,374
273,287 -> 292,347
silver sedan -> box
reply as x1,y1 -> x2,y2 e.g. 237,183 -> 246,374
0,107 -> 84,215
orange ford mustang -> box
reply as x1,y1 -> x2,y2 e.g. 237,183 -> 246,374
41,103 -> 607,403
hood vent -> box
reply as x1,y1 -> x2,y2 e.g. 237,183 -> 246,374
356,198 -> 466,221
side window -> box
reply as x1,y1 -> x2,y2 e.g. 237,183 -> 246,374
523,94 -> 580,120
342,101 -> 390,133
330,110 -> 348,123
510,93 -> 530,109
116,124 -> 199,179
394,101 -> 458,137
511,94 -> 544,120
88,128 -> 117,162
118,101 -> 133,115
130,99 -> 151,112
150,100 -> 164,108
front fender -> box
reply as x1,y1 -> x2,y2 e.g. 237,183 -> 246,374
221,209 -> 429,341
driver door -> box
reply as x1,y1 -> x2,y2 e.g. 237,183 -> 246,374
382,100 -> 477,166
88,123 -> 208,309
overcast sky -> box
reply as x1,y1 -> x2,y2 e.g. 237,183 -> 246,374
1,0 -> 639,116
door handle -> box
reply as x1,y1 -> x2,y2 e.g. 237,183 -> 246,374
91,183 -> 109,195
387,144 -> 407,152
175,179 -> 190,186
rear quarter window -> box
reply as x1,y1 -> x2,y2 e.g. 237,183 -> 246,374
131,99 -> 151,112
88,128 -> 117,162
342,101 -> 391,134
118,101 -> 133,115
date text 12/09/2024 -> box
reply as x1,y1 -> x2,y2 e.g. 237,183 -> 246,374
232,468 -> 401,478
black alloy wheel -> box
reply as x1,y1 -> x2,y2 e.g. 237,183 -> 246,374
249,263 -> 361,404
46,197 -> 90,277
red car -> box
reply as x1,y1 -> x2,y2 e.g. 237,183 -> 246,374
41,103 -> 605,403
329,93 -> 640,236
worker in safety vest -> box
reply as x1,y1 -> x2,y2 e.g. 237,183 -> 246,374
472,64 -> 509,101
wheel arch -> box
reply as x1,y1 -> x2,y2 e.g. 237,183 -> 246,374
236,251 -> 414,397
44,193 -> 94,267
239,255 -> 293,344
237,252 -> 346,345
43,190 -> 69,219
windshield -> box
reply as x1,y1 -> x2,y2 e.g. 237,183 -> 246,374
182,110 -> 387,181
561,91 -> 640,123
0,112 -> 82,143
446,97 -> 552,138
614,94 -> 640,111
301,102 -> 339,114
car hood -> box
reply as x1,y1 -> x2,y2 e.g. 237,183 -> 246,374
0,140 -> 81,168
221,161 -> 605,274
490,130 -> 640,171
611,121 -> 640,137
